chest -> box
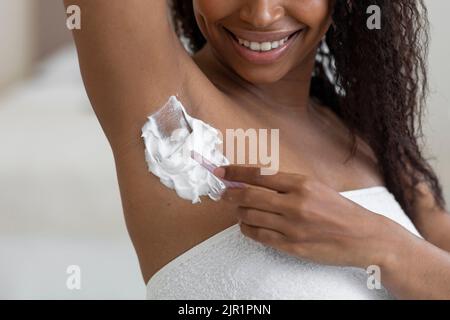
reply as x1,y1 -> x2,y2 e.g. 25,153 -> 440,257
193,95 -> 383,192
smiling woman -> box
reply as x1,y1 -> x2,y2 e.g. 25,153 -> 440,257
187,0 -> 333,83
66,0 -> 450,300
172,0 -> 446,220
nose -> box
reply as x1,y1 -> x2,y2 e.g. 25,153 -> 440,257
240,0 -> 285,29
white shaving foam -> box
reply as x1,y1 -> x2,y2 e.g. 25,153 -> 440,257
141,96 -> 229,203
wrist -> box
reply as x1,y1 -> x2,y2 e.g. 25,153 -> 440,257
368,215 -> 414,271
370,216 -> 425,286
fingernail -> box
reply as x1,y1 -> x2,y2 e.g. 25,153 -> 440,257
213,167 -> 225,178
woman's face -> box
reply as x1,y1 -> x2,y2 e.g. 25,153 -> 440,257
193,0 -> 334,84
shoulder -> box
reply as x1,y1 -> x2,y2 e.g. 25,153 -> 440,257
409,179 -> 447,221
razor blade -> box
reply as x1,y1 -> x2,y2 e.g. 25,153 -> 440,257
190,150 -> 246,189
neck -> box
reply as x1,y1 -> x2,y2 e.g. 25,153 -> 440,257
193,44 -> 317,116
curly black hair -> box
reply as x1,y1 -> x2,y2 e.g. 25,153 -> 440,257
169,0 -> 446,219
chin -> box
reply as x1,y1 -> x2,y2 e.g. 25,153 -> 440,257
234,67 -> 287,85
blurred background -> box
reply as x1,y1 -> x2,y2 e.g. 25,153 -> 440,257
0,0 -> 144,299
0,0 -> 449,299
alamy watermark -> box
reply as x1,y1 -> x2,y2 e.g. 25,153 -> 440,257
366,265 -> 382,290
66,265 -> 81,290
223,128 -> 279,176
172,127 -> 280,176
367,5 -> 381,30
65,4 -> 381,31
66,5 -> 81,30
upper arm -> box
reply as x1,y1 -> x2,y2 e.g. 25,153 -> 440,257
63,2 -> 228,276
65,0 -> 196,149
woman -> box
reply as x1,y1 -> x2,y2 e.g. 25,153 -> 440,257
66,0 -> 450,299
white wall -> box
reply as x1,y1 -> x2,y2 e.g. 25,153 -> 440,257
0,0 -> 70,89
424,1 -> 450,206
0,47 -> 145,299
0,0 -> 35,88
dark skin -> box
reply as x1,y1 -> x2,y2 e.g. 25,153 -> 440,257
65,0 -> 450,299
214,165 -> 450,299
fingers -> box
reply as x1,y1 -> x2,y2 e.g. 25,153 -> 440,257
214,165 -> 305,193
237,207 -> 288,235
239,221 -> 289,249
222,186 -> 292,215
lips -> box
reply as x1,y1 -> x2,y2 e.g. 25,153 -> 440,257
223,27 -> 304,65
224,27 -> 303,43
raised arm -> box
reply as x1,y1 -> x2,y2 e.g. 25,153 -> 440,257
64,0 -> 195,151
63,1 -> 225,282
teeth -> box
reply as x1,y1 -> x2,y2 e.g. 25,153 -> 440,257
237,36 -> 289,52
250,42 -> 261,51
260,42 -> 271,51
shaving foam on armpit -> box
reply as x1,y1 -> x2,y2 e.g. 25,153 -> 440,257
141,96 -> 230,204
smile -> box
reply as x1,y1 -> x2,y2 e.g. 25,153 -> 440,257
237,36 -> 290,52
224,27 -> 303,64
